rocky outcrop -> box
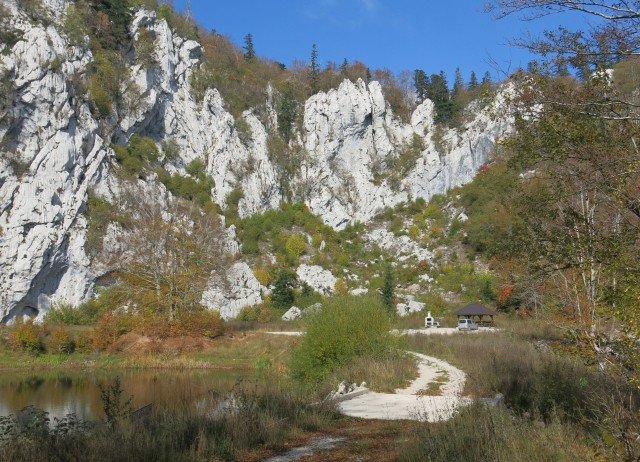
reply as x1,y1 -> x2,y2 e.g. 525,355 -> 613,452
296,264 -> 337,296
201,262 -> 264,320
0,1 -> 513,321
282,306 -> 302,321
397,300 -> 426,317
366,228 -> 434,263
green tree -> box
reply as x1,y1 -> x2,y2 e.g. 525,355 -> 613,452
469,70 -> 479,90
427,71 -> 455,125
340,58 -> 349,76
272,269 -> 297,309
452,67 -> 464,97
481,71 -> 492,87
414,69 -> 429,102
381,265 -> 395,313
309,43 -> 320,94
243,33 -> 255,62
277,84 -> 298,142
89,0 -> 133,49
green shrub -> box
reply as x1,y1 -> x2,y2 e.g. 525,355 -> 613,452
224,187 -> 244,224
285,234 -> 307,259
186,158 -> 206,179
234,117 -> 253,145
290,295 -> 392,384
128,135 -> 159,162
271,269 -> 297,309
157,164 -> 214,205
62,5 -> 89,48
88,76 -> 114,117
135,27 -> 156,68
161,139 -> 180,161
87,50 -> 128,118
45,300 -> 108,326
236,305 -> 274,322
157,2 -> 173,22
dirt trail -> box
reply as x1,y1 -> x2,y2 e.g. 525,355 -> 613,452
337,352 -> 471,422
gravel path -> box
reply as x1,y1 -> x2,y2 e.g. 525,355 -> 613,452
337,352 -> 471,422
265,329 -> 477,421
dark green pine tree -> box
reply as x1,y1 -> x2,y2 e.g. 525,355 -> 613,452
278,84 -> 297,143
272,269 -> 297,309
481,71 -> 492,87
309,44 -> 320,94
414,69 -> 429,102
381,265 -> 395,314
452,67 -> 464,97
469,70 -> 479,90
243,33 -> 256,62
340,58 -> 349,76
428,71 -> 455,125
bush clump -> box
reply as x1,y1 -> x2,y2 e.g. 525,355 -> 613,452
290,295 -> 392,384
8,318 -> 45,354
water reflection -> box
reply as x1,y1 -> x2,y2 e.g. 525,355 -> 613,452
0,369 -> 249,421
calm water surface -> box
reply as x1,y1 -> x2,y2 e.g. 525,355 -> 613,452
0,369 -> 250,421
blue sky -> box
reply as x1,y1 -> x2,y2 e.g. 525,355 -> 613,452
171,1 -> 589,85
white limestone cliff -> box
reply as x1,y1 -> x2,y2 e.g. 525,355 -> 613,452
0,1 -> 513,321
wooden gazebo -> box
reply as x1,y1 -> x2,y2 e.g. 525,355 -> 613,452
452,304 -> 497,326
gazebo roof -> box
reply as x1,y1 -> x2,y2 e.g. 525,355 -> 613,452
452,304 -> 497,317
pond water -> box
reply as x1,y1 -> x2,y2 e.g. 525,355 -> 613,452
0,369 -> 250,421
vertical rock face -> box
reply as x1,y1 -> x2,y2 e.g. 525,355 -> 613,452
0,0 -> 101,321
0,2 -> 513,321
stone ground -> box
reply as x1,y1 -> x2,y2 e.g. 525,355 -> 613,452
337,352 -> 471,422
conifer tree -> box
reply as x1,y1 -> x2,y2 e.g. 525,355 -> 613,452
427,71 -> 455,125
453,67 -> 464,97
414,69 -> 429,102
340,58 -> 349,76
309,44 -> 320,94
481,71 -> 492,87
243,33 -> 256,62
381,265 -> 395,314
272,269 -> 297,309
278,84 -> 297,142
469,70 -> 479,90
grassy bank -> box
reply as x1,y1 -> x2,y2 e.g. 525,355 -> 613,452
400,319 -> 640,461
0,379 -> 341,462
2,312 -> 639,460
0,330 -> 301,372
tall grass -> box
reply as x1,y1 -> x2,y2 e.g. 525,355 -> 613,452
0,380 -> 339,462
398,403 -> 593,462
327,352 -> 419,394
403,323 -> 640,460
